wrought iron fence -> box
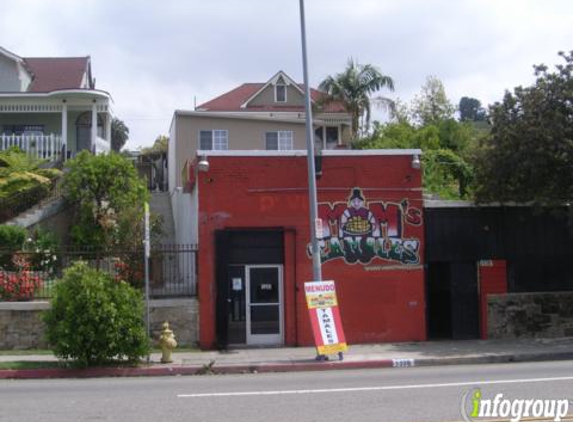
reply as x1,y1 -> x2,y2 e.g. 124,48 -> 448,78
0,244 -> 197,301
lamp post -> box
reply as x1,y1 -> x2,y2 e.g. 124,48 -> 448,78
299,0 -> 322,283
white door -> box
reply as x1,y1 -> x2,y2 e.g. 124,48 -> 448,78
245,265 -> 283,345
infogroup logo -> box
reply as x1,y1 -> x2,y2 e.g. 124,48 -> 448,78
461,388 -> 570,422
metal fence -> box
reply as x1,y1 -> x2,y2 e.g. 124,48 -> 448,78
0,244 -> 197,301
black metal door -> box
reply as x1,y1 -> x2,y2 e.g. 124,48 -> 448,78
426,263 -> 452,339
450,262 -> 479,340
215,229 -> 284,348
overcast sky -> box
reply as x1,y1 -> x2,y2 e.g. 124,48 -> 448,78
2,0 -> 572,149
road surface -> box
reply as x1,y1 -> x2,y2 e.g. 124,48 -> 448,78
1,360 -> 573,421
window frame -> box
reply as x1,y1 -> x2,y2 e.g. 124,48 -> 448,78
265,130 -> 293,151
314,126 -> 340,150
199,129 -> 228,151
274,81 -> 287,103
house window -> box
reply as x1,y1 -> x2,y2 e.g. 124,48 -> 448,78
266,131 -> 293,150
199,130 -> 228,150
275,78 -> 287,103
314,126 -> 340,149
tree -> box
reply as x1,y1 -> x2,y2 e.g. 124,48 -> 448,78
319,59 -> 395,139
141,135 -> 168,155
459,97 -> 487,122
411,76 -> 455,126
354,119 -> 476,199
474,51 -> 573,207
63,151 -> 149,249
111,117 -> 129,152
0,147 -> 62,221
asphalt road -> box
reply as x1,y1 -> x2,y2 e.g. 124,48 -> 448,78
1,361 -> 573,422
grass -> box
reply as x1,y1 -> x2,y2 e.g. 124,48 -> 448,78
0,361 -> 64,370
0,349 -> 54,356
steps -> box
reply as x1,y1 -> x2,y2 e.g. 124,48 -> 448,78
5,196 -> 65,228
149,192 -> 175,245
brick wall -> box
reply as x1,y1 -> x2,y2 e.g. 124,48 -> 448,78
195,152 -> 426,348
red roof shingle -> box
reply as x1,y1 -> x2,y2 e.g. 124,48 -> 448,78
24,57 -> 91,92
197,83 -> 347,113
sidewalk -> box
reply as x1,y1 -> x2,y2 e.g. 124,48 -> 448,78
2,337 -> 573,379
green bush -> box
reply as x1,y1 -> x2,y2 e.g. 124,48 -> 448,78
35,168 -> 62,181
43,261 -> 149,367
0,225 -> 27,270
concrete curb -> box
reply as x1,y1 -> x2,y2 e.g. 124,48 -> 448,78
1,352 -> 573,379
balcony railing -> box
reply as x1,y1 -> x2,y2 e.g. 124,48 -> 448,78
0,134 -> 65,162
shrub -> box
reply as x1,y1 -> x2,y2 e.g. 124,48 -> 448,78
0,224 -> 26,250
35,168 -> 62,181
0,225 -> 27,270
43,261 -> 149,366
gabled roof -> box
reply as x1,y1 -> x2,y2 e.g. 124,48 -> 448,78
196,72 -> 347,113
0,46 -> 26,66
24,56 -> 92,92
240,70 -> 305,108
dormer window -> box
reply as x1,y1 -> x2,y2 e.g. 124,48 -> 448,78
275,77 -> 287,103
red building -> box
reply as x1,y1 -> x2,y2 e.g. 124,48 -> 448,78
187,150 -> 426,349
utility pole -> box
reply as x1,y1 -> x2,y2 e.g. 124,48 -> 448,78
299,0 -> 322,282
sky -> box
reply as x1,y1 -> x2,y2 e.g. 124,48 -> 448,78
2,0 -> 572,149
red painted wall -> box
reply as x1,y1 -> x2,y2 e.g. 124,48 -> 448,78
195,154 -> 426,349
479,260 -> 508,339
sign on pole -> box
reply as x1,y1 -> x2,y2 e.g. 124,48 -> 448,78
144,203 -> 150,259
304,280 -> 348,356
143,202 -> 151,362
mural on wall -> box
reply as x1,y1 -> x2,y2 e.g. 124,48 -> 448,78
308,188 -> 422,265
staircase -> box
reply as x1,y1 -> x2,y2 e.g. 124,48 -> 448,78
4,194 -> 65,228
149,191 -> 175,245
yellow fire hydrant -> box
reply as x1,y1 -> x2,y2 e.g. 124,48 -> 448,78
159,321 -> 177,364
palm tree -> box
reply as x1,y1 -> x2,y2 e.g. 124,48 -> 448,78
111,117 -> 130,152
318,59 -> 395,140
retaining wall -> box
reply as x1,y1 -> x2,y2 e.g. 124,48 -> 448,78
488,292 -> 573,339
0,298 -> 199,349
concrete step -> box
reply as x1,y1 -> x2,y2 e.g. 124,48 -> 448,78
6,197 -> 65,228
149,192 -> 175,244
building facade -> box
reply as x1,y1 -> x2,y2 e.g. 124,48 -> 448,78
187,150 -> 425,349
168,71 -> 352,192
0,46 -> 112,161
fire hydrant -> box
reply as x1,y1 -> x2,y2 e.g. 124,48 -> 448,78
159,322 -> 177,364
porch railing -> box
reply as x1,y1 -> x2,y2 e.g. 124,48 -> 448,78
0,134 -> 65,162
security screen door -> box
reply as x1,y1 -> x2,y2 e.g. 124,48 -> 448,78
245,265 -> 283,345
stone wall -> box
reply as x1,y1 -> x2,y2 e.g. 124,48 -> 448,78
0,301 -> 50,349
149,298 -> 199,347
488,292 -> 573,339
0,298 -> 199,350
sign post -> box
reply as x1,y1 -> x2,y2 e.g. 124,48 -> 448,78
143,202 -> 151,363
304,280 -> 348,360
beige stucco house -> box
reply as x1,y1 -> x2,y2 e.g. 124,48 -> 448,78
168,71 -> 352,191
0,46 -> 112,162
